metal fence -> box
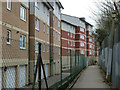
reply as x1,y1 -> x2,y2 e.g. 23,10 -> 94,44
0,37 -> 87,89
98,23 -> 120,89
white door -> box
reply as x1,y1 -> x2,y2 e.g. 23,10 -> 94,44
36,66 -> 43,82
41,66 -> 43,79
19,66 -> 26,87
45,64 -> 48,77
53,64 -> 55,75
6,67 -> 15,88
0,68 -> 2,90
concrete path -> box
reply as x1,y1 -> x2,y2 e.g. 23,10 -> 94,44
72,65 -> 110,88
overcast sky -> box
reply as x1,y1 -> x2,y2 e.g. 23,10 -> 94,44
60,0 -> 100,27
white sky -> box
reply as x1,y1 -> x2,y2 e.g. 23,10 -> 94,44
60,0 -> 100,27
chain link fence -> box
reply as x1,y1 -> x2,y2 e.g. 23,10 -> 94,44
98,23 -> 120,89
0,37 -> 87,89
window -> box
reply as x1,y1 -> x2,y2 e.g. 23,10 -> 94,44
68,33 -> 69,36
59,48 -> 60,55
58,34 -> 60,41
73,42 -> 75,46
97,52 -> 99,55
80,28 -> 84,32
89,44 -> 92,48
20,5 -> 26,21
43,4 -> 45,13
80,42 -> 84,47
7,0 -> 11,10
73,34 -> 75,39
35,42 -> 39,53
70,33 -> 72,38
80,35 -> 84,40
35,18 -> 39,31
81,50 -> 85,54
71,42 -> 72,46
58,20 -> 60,28
67,49 -> 69,53
68,41 -> 69,44
89,50 -> 92,55
35,2 -> 39,8
20,35 -> 26,49
43,44 -> 45,52
47,45 -> 49,52
7,30 -> 11,44
89,31 -> 92,35
47,26 -> 49,34
43,23 -> 45,32
89,38 -> 92,42
53,16 -> 54,22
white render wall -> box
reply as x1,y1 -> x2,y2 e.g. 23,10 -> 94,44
61,22 -> 75,34
30,2 -> 50,25
53,2 -> 61,20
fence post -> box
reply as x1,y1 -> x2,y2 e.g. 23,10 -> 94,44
70,50 -> 72,75
38,43 -> 41,90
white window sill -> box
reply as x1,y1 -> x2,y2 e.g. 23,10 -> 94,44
7,8 -> 11,11
20,47 -> 26,50
20,18 -> 26,22
35,28 -> 39,31
7,42 -> 11,45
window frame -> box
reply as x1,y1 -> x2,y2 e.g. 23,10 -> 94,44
20,34 -> 26,49
35,41 -> 39,53
43,23 -> 45,32
7,0 -> 11,10
6,30 -> 11,45
35,18 -> 39,31
20,5 -> 26,22
43,44 -> 45,52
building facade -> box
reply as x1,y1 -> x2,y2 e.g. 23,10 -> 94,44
0,0 -> 29,88
29,1 -> 63,83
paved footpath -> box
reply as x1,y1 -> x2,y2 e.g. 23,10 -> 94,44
72,65 -> 110,88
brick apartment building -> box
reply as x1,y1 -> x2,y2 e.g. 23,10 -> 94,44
61,14 -> 99,67
0,0 -> 29,88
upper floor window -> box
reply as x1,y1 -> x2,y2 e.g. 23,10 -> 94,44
59,48 -> 60,55
47,26 -> 49,34
35,18 -> 39,31
47,45 -> 49,52
89,38 -> 92,42
89,50 -> 92,55
80,28 -> 84,32
81,50 -> 85,54
71,42 -> 72,46
89,31 -> 92,35
80,35 -> 84,40
43,44 -> 45,52
7,30 -> 11,44
20,5 -> 26,21
80,42 -> 84,47
68,33 -> 69,36
43,23 -> 45,32
58,34 -> 60,41
35,42 -> 39,53
58,20 -> 60,28
70,33 -> 72,38
35,2 -> 39,8
73,34 -> 75,39
89,44 -> 92,48
7,0 -> 11,10
20,34 -> 26,49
